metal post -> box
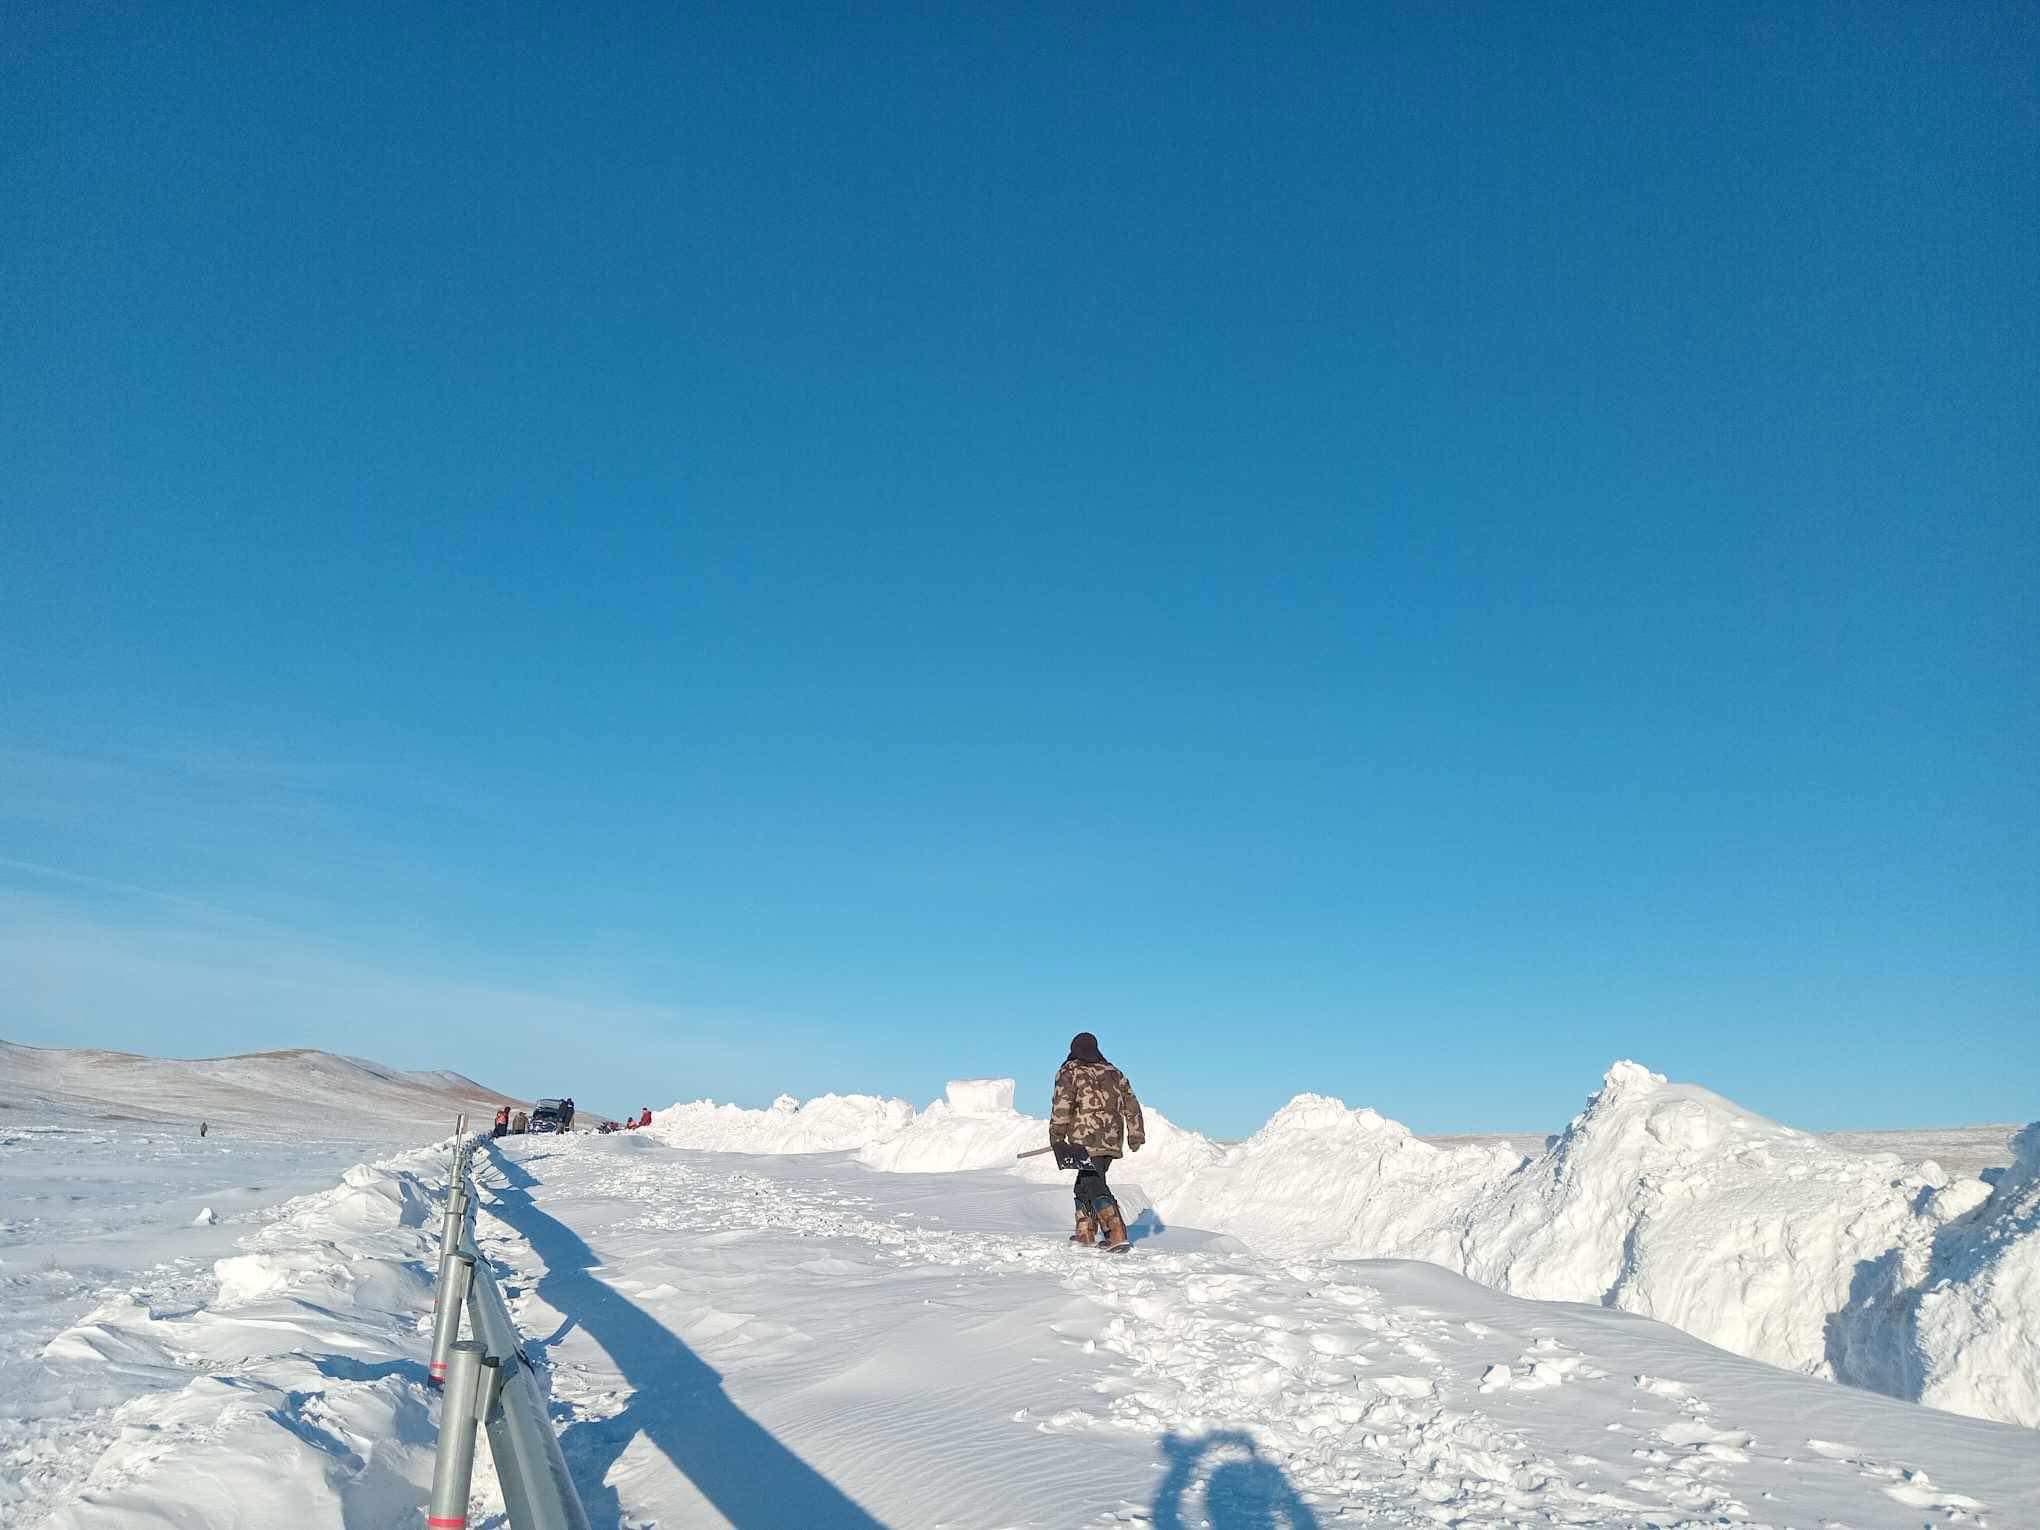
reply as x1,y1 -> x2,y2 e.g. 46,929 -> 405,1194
428,1251 -> 473,1386
434,1173 -> 468,1306
427,1339 -> 488,1528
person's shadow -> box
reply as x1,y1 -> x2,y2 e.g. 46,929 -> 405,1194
476,1147 -> 887,1528
1152,1431 -> 1320,1529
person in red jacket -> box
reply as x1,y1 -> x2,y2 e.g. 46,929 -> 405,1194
638,1106 -> 653,1128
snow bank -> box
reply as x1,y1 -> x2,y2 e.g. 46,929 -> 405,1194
662,1068 -> 2040,1429
31,1142 -> 454,1524
1455,1063 -> 1944,1377
1913,1123 -> 2040,1427
855,1079 -> 1044,1175
1156,1093 -> 1526,1264
646,1091 -> 915,1154
1826,1120 -> 2040,1430
848,1079 -> 1224,1202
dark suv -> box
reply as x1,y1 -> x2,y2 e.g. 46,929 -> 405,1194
529,1097 -> 575,1134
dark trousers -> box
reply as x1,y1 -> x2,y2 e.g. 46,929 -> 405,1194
1074,1155 -> 1119,1216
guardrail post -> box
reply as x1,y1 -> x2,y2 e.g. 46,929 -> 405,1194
434,1169 -> 468,1308
427,1339 -> 489,1528
428,1250 -> 474,1386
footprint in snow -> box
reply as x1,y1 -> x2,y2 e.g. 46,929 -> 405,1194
1808,1443 -> 1990,1519
1368,1374 -> 1436,1400
1657,1418 -> 1752,1463
1305,1329 -> 1363,1356
1883,1468 -> 1986,1513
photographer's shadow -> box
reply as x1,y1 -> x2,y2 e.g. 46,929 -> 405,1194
1152,1430 -> 1320,1530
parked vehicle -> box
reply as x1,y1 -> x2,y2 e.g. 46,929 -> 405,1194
529,1098 -> 575,1134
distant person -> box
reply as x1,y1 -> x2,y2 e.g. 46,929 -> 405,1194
638,1106 -> 652,1128
1048,1032 -> 1144,1251
492,1105 -> 510,1140
199,1121 -> 208,1139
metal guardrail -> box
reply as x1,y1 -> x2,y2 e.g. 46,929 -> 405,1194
424,1133 -> 592,1530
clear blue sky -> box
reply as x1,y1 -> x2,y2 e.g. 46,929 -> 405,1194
4,3 -> 2034,1137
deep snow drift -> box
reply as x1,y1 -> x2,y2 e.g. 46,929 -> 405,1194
652,1065 -> 2040,1430
12,1140 -> 452,1527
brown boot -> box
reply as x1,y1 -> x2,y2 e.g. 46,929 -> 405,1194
1071,1211 -> 1098,1245
1097,1205 -> 1130,1251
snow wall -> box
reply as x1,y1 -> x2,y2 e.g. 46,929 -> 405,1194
650,1065 -> 2040,1431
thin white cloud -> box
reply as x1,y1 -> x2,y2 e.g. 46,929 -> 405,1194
0,892 -> 752,1077
0,855 -> 268,927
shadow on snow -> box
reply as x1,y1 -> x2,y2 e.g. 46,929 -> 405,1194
1152,1430 -> 1320,1529
479,1147 -> 889,1529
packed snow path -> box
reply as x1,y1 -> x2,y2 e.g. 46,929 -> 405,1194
468,1135 -> 2039,1529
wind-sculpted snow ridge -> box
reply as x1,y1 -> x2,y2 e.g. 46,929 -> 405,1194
660,1062 -> 2040,1429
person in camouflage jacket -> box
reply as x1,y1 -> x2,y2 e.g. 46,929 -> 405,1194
1049,1032 -> 1144,1250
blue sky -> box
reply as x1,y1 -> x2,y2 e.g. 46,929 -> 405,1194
4,4 -> 2034,1136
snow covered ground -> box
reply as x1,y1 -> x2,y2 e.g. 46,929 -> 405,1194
471,1134 -> 2040,1528
0,1043 -> 517,1526
6,1108 -> 2037,1526
648,1068 -> 2040,1434
5,1045 -> 2035,1527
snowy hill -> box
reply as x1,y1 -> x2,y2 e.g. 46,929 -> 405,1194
649,1064 -> 2040,1430
0,1040 -> 522,1140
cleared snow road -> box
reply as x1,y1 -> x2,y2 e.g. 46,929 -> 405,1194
471,1133 -> 2040,1529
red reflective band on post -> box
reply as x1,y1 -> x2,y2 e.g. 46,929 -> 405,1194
428,1363 -> 446,1381
427,1518 -> 466,1527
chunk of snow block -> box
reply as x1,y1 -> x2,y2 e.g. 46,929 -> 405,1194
944,1078 -> 1015,1116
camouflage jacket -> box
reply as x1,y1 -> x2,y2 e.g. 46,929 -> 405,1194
1050,1058 -> 1145,1159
